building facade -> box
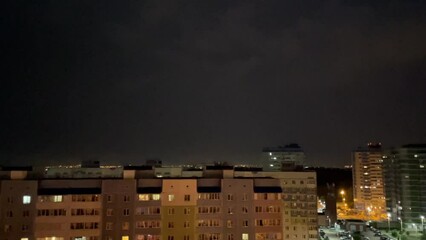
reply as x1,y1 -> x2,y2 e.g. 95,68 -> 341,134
352,143 -> 386,217
383,144 -> 426,226
0,165 -> 317,240
263,144 -> 306,171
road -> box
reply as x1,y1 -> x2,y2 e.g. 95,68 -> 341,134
320,227 -> 389,240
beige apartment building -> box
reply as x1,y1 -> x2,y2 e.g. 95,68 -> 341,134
352,143 -> 386,216
234,171 -> 317,240
0,164 -> 317,240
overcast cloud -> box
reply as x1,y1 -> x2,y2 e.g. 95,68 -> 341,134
2,0 -> 426,166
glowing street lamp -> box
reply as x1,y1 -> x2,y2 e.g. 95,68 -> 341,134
398,217 -> 403,232
387,213 -> 391,232
340,190 -> 346,209
366,207 -> 372,221
340,190 -> 345,199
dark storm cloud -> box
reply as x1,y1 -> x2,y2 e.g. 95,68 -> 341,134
2,0 -> 426,166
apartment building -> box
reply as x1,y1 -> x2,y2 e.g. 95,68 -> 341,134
352,143 -> 386,215
262,144 -> 306,171
0,179 -> 37,240
383,144 -> 426,225
0,164 -> 317,240
234,171 -> 318,240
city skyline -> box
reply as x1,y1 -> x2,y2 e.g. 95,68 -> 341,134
2,1 -> 426,167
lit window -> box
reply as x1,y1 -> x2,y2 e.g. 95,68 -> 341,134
152,194 -> 160,200
139,194 -> 150,201
242,233 -> 249,240
21,238 -> 29,240
53,195 -> 63,202
168,194 -> 175,201
122,236 -> 129,240
23,195 -> 31,204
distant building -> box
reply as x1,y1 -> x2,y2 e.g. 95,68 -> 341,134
352,143 -> 386,215
263,144 -> 306,171
0,163 -> 318,240
383,144 -> 426,225
44,164 -> 123,179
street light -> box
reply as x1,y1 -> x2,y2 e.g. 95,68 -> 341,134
387,213 -> 391,232
363,206 -> 371,222
327,215 -> 331,228
398,217 -> 403,232
421,215 -> 424,233
340,190 -> 346,212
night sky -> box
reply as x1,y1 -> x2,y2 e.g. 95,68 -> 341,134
2,0 -> 426,167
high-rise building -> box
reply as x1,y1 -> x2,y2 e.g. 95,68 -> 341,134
352,143 -> 386,216
383,144 -> 426,225
0,164 -> 318,240
263,144 -> 306,171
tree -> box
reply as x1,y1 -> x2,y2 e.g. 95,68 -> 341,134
391,231 -> 399,238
